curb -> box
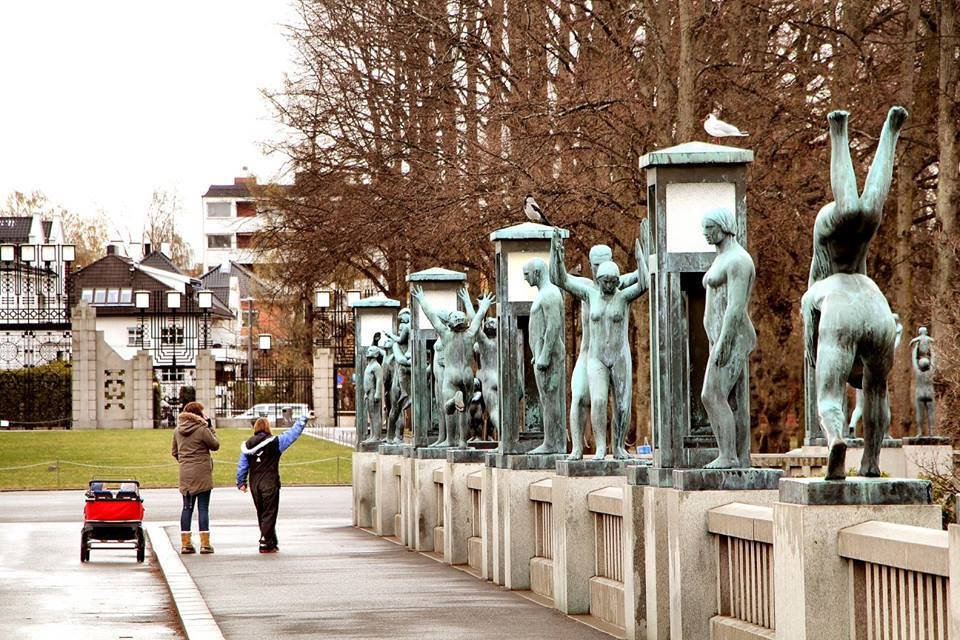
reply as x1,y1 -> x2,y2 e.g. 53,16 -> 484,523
146,525 -> 226,640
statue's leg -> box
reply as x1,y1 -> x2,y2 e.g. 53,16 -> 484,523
859,364 -> 890,477
847,389 -> 864,437
611,351 -> 633,460
701,359 -> 739,469
485,384 -> 500,441
455,382 -> 470,448
586,359 -> 610,460
816,337 -> 854,480
915,398 -> 924,437
431,383 -> 447,447
926,400 -> 935,435
568,357 -> 588,460
861,106 -> 908,214
827,110 -> 859,214
530,368 -> 561,455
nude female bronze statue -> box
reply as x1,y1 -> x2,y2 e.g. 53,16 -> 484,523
699,207 -> 756,468
550,226 -> 648,460
911,327 -> 936,436
803,106 -> 907,479
413,286 -> 495,449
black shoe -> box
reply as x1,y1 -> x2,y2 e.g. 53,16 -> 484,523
259,545 -> 278,554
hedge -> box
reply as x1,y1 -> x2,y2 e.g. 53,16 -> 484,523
0,361 -> 71,428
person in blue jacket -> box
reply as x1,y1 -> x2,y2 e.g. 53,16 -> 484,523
236,412 -> 311,553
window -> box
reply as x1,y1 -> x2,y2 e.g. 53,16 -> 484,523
127,326 -> 147,347
81,289 -> 93,303
119,289 -> 132,304
236,201 -> 256,217
160,326 -> 185,345
106,289 -> 119,304
207,235 -> 232,249
160,370 -> 185,383
236,233 -> 253,249
206,202 -> 231,218
93,289 -> 106,304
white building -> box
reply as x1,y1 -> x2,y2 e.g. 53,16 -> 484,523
201,175 -> 266,272
0,214 -> 75,369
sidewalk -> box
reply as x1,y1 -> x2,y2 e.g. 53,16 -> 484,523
163,487 -> 611,639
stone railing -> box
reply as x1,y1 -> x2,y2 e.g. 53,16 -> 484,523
587,486 -> 625,631
707,502 -> 776,638
433,467 -> 445,554
751,453 -> 828,477
529,478 -> 554,601
838,520 -> 950,639
393,461 -> 403,540
467,470 -> 483,573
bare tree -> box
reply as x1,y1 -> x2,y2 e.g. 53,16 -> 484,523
143,189 -> 192,270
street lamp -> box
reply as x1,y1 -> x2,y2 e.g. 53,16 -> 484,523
135,290 -> 150,349
165,290 -> 182,309
198,290 -> 213,349
315,289 -> 331,309
0,245 -> 15,263
258,333 -> 272,351
346,290 -> 361,307
20,244 -> 36,263
61,245 -> 76,263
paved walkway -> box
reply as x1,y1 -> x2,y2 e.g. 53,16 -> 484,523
0,521 -> 181,640
166,486 -> 611,639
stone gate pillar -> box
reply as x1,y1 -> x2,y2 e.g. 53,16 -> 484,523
194,350 -> 216,417
131,350 -> 153,429
70,302 -> 98,429
313,347 -> 334,425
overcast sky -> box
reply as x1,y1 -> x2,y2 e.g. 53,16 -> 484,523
0,1 -> 296,260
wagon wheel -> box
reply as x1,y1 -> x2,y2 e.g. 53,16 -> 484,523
80,531 -> 90,563
136,529 -> 145,563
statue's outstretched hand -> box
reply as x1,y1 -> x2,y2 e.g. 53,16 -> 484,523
411,285 -> 424,302
478,292 -> 496,309
458,288 -> 471,306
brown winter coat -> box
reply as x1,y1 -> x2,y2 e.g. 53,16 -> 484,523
171,411 -> 220,495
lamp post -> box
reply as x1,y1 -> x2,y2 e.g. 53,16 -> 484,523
639,141 -> 753,472
165,290 -> 183,416
135,290 -> 150,349
241,297 -> 259,410
198,290 -> 213,349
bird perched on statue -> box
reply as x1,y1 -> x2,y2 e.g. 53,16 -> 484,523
523,194 -> 552,226
704,114 -> 749,142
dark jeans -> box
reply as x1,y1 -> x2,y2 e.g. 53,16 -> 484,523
251,484 -> 280,548
180,490 -> 211,531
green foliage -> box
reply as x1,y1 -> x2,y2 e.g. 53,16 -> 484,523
0,361 -> 71,427
0,428 -> 353,490
918,471 -> 959,529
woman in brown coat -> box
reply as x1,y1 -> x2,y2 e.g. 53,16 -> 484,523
171,401 -> 220,554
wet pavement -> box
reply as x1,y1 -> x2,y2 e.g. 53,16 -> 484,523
0,521 -> 181,640
2,486 -> 611,639
165,487 -> 611,640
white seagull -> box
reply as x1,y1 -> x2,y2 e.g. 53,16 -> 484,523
704,113 -> 749,140
523,194 -> 552,226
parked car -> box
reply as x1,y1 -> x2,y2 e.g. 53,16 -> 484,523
234,403 -> 310,427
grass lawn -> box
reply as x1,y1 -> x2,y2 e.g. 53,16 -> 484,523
0,428 -> 353,490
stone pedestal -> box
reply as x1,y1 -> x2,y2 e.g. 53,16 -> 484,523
374,454 -> 401,536
623,481 -> 646,640
556,457 -> 643,477
478,465 -> 496,579
495,469 -> 556,591
552,474 -> 626,614
411,457 -> 445,551
443,461 -> 482,565
398,454 -> 415,547
358,440 -> 381,452
665,473 -> 779,640
352,452 -> 377,529
642,484 -> 672,640
773,478 -> 941,640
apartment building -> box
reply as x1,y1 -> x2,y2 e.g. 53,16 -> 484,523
201,173 -> 264,272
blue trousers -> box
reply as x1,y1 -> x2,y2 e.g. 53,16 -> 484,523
180,490 -> 211,531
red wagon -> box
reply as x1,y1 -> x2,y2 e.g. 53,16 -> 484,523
81,479 -> 145,563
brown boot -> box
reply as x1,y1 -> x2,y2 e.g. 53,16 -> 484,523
180,532 -> 196,554
199,531 -> 214,554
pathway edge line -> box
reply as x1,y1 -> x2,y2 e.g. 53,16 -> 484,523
146,524 -> 226,640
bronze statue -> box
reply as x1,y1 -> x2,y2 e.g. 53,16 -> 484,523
413,286 -> 495,448
700,207 -> 756,468
359,345 -> 383,444
550,225 -> 648,460
460,291 -> 500,441
524,257 -> 567,455
911,326 -> 936,436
